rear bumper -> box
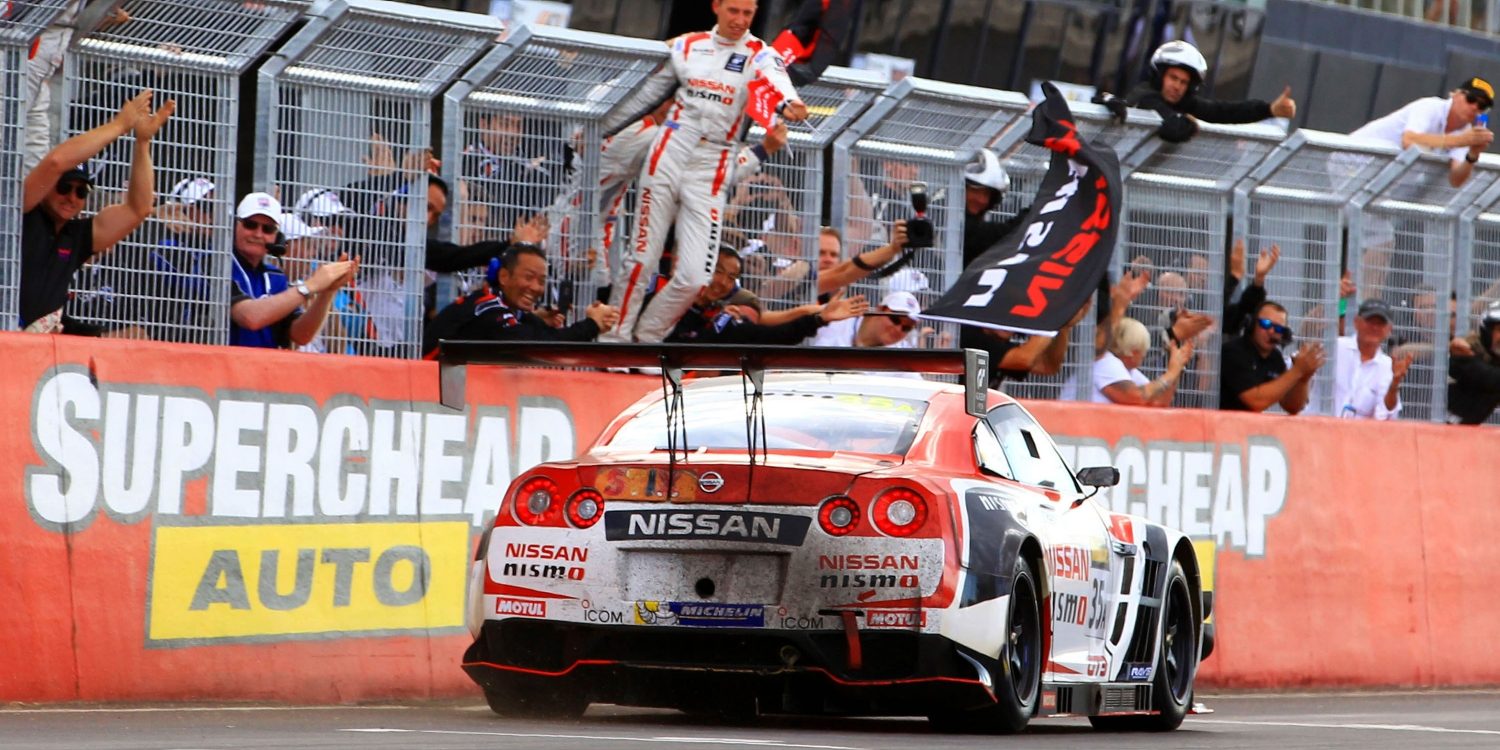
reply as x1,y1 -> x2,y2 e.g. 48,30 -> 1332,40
462,618 -> 995,715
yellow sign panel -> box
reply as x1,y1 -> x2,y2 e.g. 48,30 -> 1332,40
148,521 -> 469,643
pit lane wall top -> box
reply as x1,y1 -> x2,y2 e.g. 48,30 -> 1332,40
3,332 -> 1498,701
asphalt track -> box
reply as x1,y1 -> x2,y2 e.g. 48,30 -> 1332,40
2,691 -> 1497,749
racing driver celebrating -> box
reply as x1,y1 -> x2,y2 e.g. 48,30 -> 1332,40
604,0 -> 808,343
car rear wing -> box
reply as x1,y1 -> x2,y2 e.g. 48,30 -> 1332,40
436,341 -> 992,417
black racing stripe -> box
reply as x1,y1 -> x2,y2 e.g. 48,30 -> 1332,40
958,488 -> 1026,607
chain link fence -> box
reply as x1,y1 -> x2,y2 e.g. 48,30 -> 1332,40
832,77 -> 1031,354
1117,120 -> 1287,409
0,0 -> 71,333
256,0 -> 497,358
59,0 -> 306,343
440,23 -> 665,325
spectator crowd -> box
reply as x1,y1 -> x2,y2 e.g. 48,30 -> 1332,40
11,2 -> 1500,426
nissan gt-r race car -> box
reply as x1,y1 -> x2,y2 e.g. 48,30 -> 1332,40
443,343 -> 1213,733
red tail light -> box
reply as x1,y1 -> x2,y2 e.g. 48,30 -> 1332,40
817,496 -> 861,536
513,476 -> 562,526
566,489 -> 605,529
871,487 -> 928,537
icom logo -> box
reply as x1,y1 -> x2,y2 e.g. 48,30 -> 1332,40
698,471 -> 724,493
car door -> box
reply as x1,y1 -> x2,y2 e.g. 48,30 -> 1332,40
981,404 -> 1113,681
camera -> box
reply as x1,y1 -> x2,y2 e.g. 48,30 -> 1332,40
904,182 -> 934,249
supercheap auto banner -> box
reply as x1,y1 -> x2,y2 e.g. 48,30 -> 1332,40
3,334 -> 1499,702
924,81 -> 1121,336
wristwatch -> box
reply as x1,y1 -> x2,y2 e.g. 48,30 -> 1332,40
1466,153 -> 1481,163
294,280 -> 312,299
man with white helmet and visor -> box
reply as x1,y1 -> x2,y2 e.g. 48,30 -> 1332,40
1112,40 -> 1297,143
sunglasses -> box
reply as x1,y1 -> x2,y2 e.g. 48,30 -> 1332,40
55,182 -> 91,200
890,316 -> 917,333
239,218 -> 280,235
1256,318 -> 1292,337
1466,92 -> 1493,111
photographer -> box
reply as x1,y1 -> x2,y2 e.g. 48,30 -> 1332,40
1447,301 -> 1500,425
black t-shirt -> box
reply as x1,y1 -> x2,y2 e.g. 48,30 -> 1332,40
20,208 -> 94,327
1219,334 -> 1288,411
422,289 -> 600,357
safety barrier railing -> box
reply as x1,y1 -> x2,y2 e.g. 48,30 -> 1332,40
56,0 -> 307,344
0,0 -> 71,332
832,77 -> 1031,351
732,65 -> 887,311
1117,119 -> 1288,409
1353,149 -> 1500,421
439,23 -> 666,323
1458,160 -> 1500,426
256,0 -> 498,358
987,100 -> 1164,403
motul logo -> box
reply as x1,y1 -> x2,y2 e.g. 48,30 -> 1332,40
865,610 -> 924,628
495,597 -> 546,618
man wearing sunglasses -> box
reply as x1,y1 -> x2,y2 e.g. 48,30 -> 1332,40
1220,300 -> 1327,414
1351,76 -> 1494,188
229,193 -> 359,349
19,89 -> 174,334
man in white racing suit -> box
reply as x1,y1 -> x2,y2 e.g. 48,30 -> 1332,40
604,0 -> 807,343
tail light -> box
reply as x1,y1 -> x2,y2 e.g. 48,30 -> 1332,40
817,496 -> 861,536
871,487 -> 928,537
566,489 -> 605,529
512,476 -> 562,526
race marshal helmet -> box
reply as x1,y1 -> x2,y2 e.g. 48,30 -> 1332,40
964,149 -> 1010,211
1150,40 -> 1208,92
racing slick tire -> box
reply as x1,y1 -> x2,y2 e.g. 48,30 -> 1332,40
482,674 -> 588,719
928,556 -> 1042,734
1089,559 -> 1198,732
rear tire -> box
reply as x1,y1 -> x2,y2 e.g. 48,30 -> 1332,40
1089,559 -> 1198,732
929,556 -> 1042,734
482,675 -> 588,719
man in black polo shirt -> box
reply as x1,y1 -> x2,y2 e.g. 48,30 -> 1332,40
1220,300 -> 1326,413
20,89 -> 174,333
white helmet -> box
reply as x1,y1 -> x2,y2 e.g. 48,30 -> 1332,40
964,149 -> 1010,194
1151,40 -> 1208,87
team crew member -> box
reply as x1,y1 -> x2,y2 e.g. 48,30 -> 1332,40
605,0 -> 807,344
423,244 -> 620,356
229,193 -> 358,349
1351,76 -> 1494,188
667,248 -> 867,344
1120,41 -> 1296,143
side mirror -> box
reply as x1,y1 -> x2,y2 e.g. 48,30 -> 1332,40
1076,466 -> 1120,488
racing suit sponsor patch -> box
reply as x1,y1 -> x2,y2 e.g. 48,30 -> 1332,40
725,53 -> 747,73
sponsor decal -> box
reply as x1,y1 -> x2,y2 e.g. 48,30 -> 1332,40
584,608 -> 624,624
865,610 -> 924,628
819,573 -> 918,589
504,543 -> 586,561
724,53 -> 747,73
634,601 -> 764,627
1047,544 -> 1090,582
1052,591 -> 1088,626
495,597 -> 547,618
972,491 -> 1006,512
779,616 -> 828,630
1087,655 -> 1109,678
1127,663 -> 1154,681
497,542 -> 588,581
1108,515 -> 1135,545
24,370 -> 577,531
818,554 -> 918,570
1042,690 -> 1057,711
1053,436 -> 1289,557
698,471 -> 724,493
147,521 -> 468,644
500,562 -> 585,581
604,510 -> 809,545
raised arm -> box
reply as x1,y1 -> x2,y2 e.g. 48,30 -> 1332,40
25,90 -> 151,212
93,99 -> 175,254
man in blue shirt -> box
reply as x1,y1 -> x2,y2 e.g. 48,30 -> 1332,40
229,192 -> 358,349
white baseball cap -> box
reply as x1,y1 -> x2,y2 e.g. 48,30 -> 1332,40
169,177 -> 216,207
280,213 -> 325,242
235,192 -> 282,224
880,290 -> 922,319
295,188 -> 355,218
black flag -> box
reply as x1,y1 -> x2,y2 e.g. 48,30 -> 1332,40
923,82 -> 1121,337
772,0 -> 862,86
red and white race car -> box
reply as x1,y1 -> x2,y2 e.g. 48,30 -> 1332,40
445,343 -> 1213,733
